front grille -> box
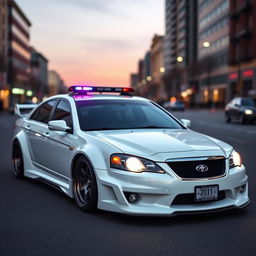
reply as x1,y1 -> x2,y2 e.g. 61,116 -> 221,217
172,191 -> 226,205
167,158 -> 226,179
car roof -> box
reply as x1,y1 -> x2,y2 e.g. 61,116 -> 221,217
46,93 -> 150,103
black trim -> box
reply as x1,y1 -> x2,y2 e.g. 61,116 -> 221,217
172,200 -> 251,216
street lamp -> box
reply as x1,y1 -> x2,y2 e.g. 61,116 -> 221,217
202,41 -> 213,108
203,41 -> 210,48
160,67 -> 165,73
146,76 -> 152,82
177,56 -> 183,63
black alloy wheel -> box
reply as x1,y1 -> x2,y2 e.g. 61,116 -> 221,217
238,113 -> 246,124
73,156 -> 98,212
12,141 -> 24,178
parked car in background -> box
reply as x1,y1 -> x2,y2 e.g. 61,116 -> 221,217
225,97 -> 256,124
164,100 -> 185,111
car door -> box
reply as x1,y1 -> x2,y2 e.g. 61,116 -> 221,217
41,99 -> 77,179
25,100 -> 57,167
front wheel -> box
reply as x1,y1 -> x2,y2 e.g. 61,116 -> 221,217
73,156 -> 98,212
12,140 -> 24,178
238,114 -> 246,124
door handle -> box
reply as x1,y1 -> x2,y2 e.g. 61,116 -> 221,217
25,125 -> 31,130
43,131 -> 49,137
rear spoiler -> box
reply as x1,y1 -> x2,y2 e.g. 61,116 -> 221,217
14,104 -> 37,117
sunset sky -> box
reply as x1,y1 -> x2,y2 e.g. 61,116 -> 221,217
16,0 -> 164,87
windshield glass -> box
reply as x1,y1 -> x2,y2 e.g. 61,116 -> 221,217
241,98 -> 255,106
76,100 -> 183,131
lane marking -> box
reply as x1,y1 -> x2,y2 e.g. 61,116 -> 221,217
247,130 -> 256,134
226,136 -> 245,144
198,121 -> 206,125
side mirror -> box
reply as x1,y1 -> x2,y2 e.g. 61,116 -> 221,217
48,120 -> 71,133
181,119 -> 191,128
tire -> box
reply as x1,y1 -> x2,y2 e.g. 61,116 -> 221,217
12,140 -> 24,178
73,156 -> 98,212
225,113 -> 231,123
238,114 -> 246,124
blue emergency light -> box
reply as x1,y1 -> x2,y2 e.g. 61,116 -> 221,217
68,85 -> 134,95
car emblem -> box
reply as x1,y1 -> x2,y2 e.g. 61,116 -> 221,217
196,164 -> 208,172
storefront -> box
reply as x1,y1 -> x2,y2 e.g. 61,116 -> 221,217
228,68 -> 256,100
0,89 -> 9,111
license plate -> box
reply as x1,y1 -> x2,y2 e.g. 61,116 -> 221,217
195,185 -> 219,202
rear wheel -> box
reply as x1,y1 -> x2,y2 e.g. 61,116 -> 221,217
225,113 -> 231,123
12,140 -> 24,178
73,156 -> 98,212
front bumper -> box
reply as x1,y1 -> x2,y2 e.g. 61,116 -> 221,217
242,112 -> 256,121
95,164 -> 250,216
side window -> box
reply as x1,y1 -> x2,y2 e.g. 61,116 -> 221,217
52,100 -> 73,128
30,100 -> 56,124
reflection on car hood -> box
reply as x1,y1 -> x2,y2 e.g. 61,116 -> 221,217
89,129 -> 232,159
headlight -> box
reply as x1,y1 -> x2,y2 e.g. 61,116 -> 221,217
110,154 -> 164,174
229,150 -> 242,168
244,109 -> 253,115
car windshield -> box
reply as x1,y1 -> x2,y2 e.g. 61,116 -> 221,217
241,98 -> 255,106
173,101 -> 184,105
76,99 -> 183,131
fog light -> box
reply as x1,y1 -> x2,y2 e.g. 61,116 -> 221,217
239,185 -> 246,194
124,192 -> 139,203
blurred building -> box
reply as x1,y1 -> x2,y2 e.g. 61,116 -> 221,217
48,70 -> 66,96
197,0 -> 229,107
0,0 -> 9,110
150,35 -> 165,102
134,51 -> 152,98
163,0 -> 198,99
7,0 -> 32,106
138,60 -> 144,84
130,73 -> 139,89
228,0 -> 256,100
30,47 -> 48,101
143,51 -> 151,82
134,59 -> 144,95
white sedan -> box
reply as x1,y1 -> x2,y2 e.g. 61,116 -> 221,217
12,86 -> 250,215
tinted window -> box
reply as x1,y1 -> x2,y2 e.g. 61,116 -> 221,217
241,98 -> 255,107
52,100 -> 73,128
30,100 -> 56,123
76,100 -> 183,131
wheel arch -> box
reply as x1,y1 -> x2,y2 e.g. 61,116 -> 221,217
71,153 -> 94,179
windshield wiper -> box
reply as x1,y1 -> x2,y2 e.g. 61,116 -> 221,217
131,126 -> 174,129
86,127 -> 121,131
86,126 -> 176,131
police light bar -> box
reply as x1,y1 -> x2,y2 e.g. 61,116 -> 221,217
68,85 -> 134,94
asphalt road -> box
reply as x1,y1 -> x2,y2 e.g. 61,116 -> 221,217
0,110 -> 255,256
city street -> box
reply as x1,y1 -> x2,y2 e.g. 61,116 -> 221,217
0,111 -> 255,256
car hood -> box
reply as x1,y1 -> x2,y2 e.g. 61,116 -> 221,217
89,129 -> 232,161
241,106 -> 256,111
